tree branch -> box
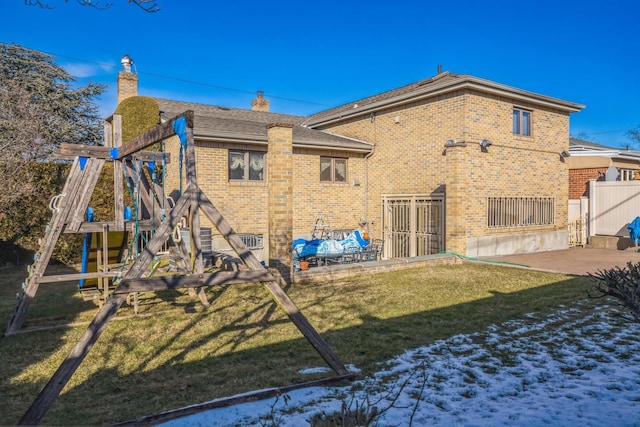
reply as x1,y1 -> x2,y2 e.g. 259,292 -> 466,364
24,0 -> 160,12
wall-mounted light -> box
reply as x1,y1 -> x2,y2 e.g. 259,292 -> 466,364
559,150 -> 571,162
479,139 -> 492,152
444,139 -> 457,147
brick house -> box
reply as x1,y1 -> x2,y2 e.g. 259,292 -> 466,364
568,137 -> 640,199
116,64 -> 584,263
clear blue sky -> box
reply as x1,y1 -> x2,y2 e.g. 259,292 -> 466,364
3,0 -> 639,148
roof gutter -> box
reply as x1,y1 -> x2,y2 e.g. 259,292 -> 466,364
569,150 -> 640,161
307,78 -> 585,128
194,135 -> 373,154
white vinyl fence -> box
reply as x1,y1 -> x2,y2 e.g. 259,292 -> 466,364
588,179 -> 640,237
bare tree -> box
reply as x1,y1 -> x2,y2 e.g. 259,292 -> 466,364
0,43 -> 105,211
25,0 -> 160,12
626,127 -> 640,149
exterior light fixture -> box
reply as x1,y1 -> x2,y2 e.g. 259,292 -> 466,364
444,139 -> 457,147
561,151 -> 570,158
479,139 -> 492,152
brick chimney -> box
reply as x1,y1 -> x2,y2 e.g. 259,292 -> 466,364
117,54 -> 138,104
251,90 -> 270,112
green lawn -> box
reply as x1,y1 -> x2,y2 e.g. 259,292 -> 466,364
0,263 -> 593,425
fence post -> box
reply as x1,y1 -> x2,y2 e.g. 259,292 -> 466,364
588,179 -> 596,238
580,196 -> 589,242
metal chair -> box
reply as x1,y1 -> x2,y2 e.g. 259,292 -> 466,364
341,246 -> 361,263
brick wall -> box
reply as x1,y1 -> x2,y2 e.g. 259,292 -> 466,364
317,89 -> 572,255
292,148 -> 367,238
163,87 -> 573,259
569,168 -> 604,199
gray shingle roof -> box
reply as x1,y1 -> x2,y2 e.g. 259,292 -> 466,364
569,137 -> 617,150
305,72 -> 585,127
155,98 -> 373,152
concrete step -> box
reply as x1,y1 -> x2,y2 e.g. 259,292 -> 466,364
588,235 -> 637,251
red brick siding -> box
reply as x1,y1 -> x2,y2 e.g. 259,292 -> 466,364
569,168 -> 605,199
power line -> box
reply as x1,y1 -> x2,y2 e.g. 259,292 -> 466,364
586,129 -> 629,135
47,51 -> 331,107
138,71 -> 331,107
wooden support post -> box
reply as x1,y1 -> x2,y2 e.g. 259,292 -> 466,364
67,158 -> 105,231
102,224 -> 109,301
18,294 -> 128,426
116,112 -> 193,159
112,115 -> 125,231
197,188 -> 349,376
180,113 -> 208,305
96,236 -> 103,304
114,270 -> 273,294
55,144 -> 171,163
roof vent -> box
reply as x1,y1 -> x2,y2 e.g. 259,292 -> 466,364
121,55 -> 134,73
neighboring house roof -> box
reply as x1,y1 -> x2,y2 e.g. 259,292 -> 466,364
305,72 -> 585,128
569,137 -> 640,160
155,98 -> 373,153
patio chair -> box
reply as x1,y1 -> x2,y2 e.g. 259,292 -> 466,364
362,239 -> 383,261
341,246 -> 361,263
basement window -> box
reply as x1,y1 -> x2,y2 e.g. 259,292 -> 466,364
512,108 -> 531,136
229,150 -> 265,181
487,197 -> 554,228
320,157 -> 347,183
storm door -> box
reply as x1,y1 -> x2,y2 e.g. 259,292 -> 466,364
382,195 -> 444,258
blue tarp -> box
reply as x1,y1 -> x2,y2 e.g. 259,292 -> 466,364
293,230 -> 369,259
628,216 -> 640,243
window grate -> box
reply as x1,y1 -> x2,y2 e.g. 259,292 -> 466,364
237,233 -> 264,250
487,197 -> 554,228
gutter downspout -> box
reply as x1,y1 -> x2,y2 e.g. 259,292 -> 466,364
364,144 -> 375,235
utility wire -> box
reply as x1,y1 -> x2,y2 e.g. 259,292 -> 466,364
46,51 -> 331,107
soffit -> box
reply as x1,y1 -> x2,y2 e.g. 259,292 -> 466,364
305,72 -> 586,128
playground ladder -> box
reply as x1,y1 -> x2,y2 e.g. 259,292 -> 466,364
6,157 -> 104,335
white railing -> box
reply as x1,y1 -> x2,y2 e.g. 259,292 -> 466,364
568,215 -> 586,247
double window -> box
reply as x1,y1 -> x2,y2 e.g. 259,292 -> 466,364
229,150 -> 265,181
513,108 -> 531,136
320,157 -> 347,183
620,169 -> 635,181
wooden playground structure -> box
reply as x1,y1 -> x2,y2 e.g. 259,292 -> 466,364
8,111 -> 352,425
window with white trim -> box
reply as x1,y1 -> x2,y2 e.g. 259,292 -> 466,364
513,108 -> 531,136
320,157 -> 347,183
620,169 -> 635,181
228,150 -> 265,181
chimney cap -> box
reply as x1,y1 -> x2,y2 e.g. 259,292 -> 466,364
121,55 -> 134,73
